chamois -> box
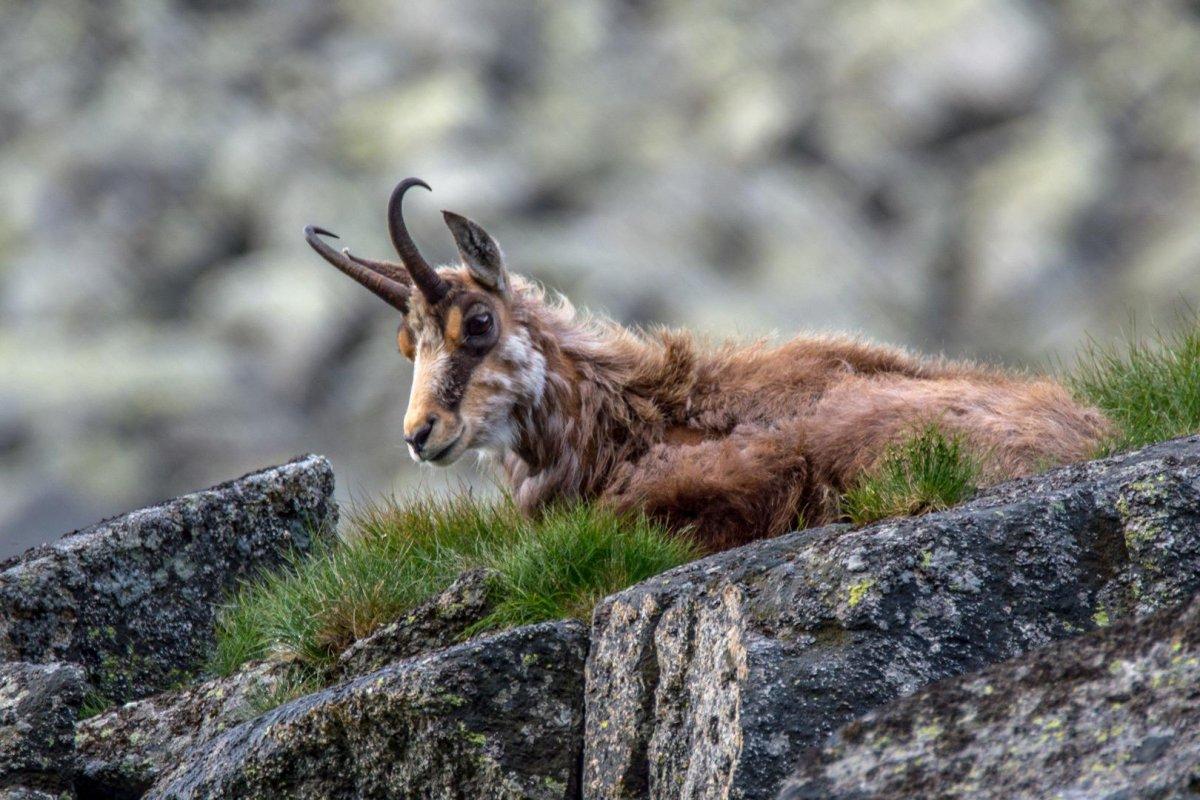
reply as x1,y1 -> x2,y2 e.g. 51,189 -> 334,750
306,178 -> 1112,551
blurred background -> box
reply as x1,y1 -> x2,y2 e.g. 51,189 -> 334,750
3,0 -> 1199,558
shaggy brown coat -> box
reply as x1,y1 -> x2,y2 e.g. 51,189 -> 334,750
494,279 -> 1111,550
307,182 -> 1113,552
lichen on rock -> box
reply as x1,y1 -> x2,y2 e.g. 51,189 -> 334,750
74,661 -> 291,798
779,589 -> 1200,799
0,661 -> 88,796
584,435 -> 1200,800
145,621 -> 588,800
0,455 -> 336,704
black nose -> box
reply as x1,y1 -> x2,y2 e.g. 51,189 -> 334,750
405,416 -> 436,454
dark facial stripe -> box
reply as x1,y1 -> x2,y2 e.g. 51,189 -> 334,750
437,348 -> 485,411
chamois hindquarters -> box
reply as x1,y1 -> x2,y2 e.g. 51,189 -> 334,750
801,374 -> 1113,487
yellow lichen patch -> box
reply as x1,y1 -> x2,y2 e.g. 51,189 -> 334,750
915,721 -> 943,739
847,578 -> 876,608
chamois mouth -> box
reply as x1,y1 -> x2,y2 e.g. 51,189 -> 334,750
421,431 -> 465,466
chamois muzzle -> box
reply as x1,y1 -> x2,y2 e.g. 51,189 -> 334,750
303,225 -> 411,312
388,178 -> 449,305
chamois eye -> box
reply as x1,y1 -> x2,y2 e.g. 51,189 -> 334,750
465,312 -> 493,338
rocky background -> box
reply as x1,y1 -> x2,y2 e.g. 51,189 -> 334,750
3,0 -> 1200,556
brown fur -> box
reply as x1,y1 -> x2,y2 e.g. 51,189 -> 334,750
394,270 -> 1111,552
317,202 -> 1112,553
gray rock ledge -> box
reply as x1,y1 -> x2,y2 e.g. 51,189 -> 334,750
0,455 -> 336,703
584,435 -> 1200,800
0,661 -> 87,794
779,588 -> 1200,799
146,620 -> 588,800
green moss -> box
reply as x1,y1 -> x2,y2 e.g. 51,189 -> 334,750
1092,609 -> 1111,627
437,692 -> 469,708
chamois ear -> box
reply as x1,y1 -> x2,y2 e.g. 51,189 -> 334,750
442,211 -> 508,294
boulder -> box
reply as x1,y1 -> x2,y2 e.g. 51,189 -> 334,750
0,661 -> 87,793
146,621 -> 588,799
779,590 -> 1200,799
1,789 -> 73,800
74,661 -> 290,799
76,568 -> 496,797
584,435 -> 1200,800
0,456 -> 336,703
335,568 -> 494,679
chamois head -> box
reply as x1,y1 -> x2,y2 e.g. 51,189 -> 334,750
306,178 -> 544,466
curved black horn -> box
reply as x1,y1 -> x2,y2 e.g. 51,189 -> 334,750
343,250 -> 410,284
304,225 -> 410,312
388,178 -> 448,304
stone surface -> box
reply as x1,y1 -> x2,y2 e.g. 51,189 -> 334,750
74,661 -> 289,799
0,661 -> 87,791
0,456 -> 336,704
335,568 -> 495,679
780,590 -> 1200,799
146,621 -> 588,800
75,569 -> 496,797
0,789 -> 73,800
584,435 -> 1200,800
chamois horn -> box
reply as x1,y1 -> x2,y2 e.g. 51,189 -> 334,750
304,225 -> 410,312
388,177 -> 448,305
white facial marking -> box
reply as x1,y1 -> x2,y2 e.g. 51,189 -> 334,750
498,328 -> 546,401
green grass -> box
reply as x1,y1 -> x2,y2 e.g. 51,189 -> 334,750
78,690 -> 116,721
1069,314 -> 1200,452
840,313 -> 1200,525
243,666 -> 326,717
841,425 -> 981,525
209,497 -> 697,681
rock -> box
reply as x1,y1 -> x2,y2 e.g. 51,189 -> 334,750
0,662 -> 87,792
1,789 -> 73,800
74,661 -> 290,799
76,569 -> 496,797
779,590 -> 1200,799
584,435 -> 1200,800
335,568 -> 495,679
146,621 -> 588,800
0,456 -> 336,704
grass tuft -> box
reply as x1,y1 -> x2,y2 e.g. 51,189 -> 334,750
78,690 -> 116,721
244,666 -> 326,717
472,503 -> 699,632
1069,313 -> 1200,452
210,497 -> 697,681
841,425 -> 980,525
